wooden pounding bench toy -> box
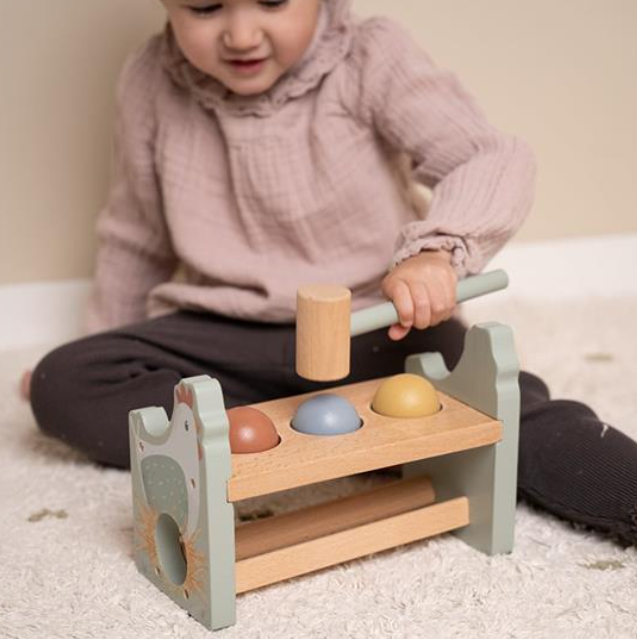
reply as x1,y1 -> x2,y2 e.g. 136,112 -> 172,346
129,270 -> 520,631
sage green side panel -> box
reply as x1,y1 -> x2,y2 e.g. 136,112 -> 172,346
129,375 -> 236,631
404,322 -> 520,555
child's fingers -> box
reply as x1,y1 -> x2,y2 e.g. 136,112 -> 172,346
385,280 -> 414,340
409,280 -> 432,330
388,323 -> 411,341
381,251 -> 458,340
426,280 -> 450,326
426,269 -> 458,326
441,274 -> 458,321
390,280 -> 415,328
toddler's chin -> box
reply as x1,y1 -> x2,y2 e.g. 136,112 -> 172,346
223,71 -> 284,97
214,57 -> 299,97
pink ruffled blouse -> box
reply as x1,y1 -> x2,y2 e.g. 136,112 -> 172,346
85,0 -> 536,333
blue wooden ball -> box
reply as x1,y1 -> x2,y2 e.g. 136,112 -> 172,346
291,394 -> 362,436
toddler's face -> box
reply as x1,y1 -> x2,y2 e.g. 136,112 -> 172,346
162,0 -> 321,96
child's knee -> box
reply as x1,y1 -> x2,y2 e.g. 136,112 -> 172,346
30,340 -> 87,439
29,335 -> 135,469
519,371 -> 551,407
521,397 -> 599,428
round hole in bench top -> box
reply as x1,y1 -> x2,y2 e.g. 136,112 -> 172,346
291,393 -> 362,436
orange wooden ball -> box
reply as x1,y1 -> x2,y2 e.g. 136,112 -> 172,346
227,406 -> 280,454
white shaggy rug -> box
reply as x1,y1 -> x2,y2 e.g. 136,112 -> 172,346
1,296 -> 636,639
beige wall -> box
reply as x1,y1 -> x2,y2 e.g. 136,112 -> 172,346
1,0 -> 636,285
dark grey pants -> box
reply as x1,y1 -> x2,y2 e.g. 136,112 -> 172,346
30,310 -> 637,545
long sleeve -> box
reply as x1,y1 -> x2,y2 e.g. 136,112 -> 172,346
352,18 -> 537,277
84,42 -> 178,334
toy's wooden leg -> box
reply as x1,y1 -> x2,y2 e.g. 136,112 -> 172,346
403,322 -> 520,555
129,375 -> 236,630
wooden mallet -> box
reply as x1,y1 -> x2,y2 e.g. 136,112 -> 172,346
295,270 -> 509,381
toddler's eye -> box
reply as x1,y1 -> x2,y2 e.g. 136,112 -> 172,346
188,3 -> 222,15
259,0 -> 288,7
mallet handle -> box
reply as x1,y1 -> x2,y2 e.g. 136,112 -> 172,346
350,269 -> 509,337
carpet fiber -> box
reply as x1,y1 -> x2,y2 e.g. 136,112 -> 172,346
1,296 -> 636,638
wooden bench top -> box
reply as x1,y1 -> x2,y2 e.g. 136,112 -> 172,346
227,377 -> 501,502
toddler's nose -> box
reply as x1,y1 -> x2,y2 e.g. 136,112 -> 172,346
223,19 -> 262,52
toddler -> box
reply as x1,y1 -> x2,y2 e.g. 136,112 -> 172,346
29,0 -> 636,546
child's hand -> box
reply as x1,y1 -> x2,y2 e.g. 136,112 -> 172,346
381,250 -> 458,341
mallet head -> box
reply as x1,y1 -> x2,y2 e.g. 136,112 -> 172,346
295,284 -> 351,381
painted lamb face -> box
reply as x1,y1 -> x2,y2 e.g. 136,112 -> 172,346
133,383 -> 204,541
175,385 -> 200,447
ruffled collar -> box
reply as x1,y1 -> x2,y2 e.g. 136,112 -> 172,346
160,0 -> 354,117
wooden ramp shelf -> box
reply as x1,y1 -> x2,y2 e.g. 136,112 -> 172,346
229,378 -> 502,502
234,475 -> 469,593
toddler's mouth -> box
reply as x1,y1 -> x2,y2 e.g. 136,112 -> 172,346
227,58 -> 268,72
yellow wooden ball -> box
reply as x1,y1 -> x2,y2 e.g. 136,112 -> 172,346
372,374 -> 440,418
